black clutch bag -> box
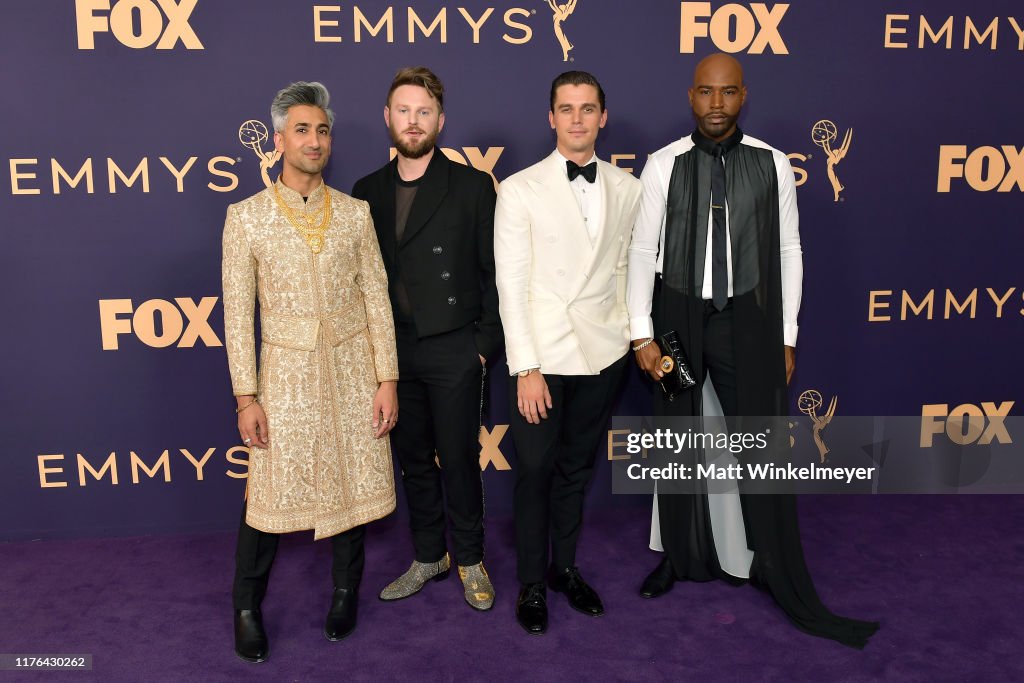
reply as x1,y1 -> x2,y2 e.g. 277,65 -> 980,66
655,330 -> 697,400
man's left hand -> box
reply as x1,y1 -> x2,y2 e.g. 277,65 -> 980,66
373,381 -> 398,438
785,346 -> 795,385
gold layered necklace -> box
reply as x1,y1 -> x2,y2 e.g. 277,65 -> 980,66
272,182 -> 333,254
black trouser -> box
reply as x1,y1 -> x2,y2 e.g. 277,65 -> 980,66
508,353 -> 628,585
391,322 -> 485,567
655,299 -> 742,582
700,300 -> 738,415
231,505 -> 366,610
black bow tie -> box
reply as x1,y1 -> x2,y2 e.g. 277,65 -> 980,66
566,160 -> 597,183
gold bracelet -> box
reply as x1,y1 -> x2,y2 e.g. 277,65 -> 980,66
632,338 -> 655,352
235,398 -> 258,414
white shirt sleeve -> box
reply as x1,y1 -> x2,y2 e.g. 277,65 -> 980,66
775,150 -> 802,347
627,152 -> 669,341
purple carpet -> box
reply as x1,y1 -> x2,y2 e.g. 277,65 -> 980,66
2,495 -> 1022,681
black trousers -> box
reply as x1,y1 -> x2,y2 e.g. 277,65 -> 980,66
654,300 -> 741,582
508,353 -> 628,585
699,300 -> 739,414
231,504 -> 365,610
391,322 -> 485,567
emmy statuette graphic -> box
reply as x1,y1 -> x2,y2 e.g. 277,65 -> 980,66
811,119 -> 852,202
239,119 -> 282,188
798,389 -> 837,463
545,0 -> 578,62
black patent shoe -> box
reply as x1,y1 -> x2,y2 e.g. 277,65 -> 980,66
549,567 -> 604,616
324,587 -> 358,641
234,609 -> 268,663
639,557 -> 676,599
515,583 -> 548,635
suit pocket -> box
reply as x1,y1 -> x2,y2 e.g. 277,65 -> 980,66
261,311 -> 319,351
322,299 -> 368,346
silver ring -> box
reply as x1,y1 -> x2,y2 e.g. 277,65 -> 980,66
244,438 -> 252,445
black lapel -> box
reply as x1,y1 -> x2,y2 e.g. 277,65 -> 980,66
399,149 -> 449,247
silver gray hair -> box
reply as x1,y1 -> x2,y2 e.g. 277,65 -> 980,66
270,81 -> 335,132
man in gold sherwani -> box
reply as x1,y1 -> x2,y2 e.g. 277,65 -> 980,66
222,81 -> 398,663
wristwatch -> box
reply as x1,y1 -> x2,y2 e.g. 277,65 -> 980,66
518,368 -> 537,377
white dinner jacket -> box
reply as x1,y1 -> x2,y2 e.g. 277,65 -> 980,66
495,151 -> 642,376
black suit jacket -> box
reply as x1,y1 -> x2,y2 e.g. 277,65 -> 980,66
352,150 -> 503,360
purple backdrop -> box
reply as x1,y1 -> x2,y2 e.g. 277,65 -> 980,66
1,0 -> 1021,540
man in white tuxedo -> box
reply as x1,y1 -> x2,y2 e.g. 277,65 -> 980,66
494,70 -> 641,636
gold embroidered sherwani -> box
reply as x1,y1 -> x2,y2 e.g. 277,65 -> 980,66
222,180 -> 398,540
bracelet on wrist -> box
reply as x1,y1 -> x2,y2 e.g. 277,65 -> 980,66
632,338 -> 655,352
235,398 -> 258,414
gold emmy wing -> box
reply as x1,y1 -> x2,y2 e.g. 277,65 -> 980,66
222,180 -> 398,539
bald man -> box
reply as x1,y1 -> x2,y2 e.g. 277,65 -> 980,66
626,54 -> 878,648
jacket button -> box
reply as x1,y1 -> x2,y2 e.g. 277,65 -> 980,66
433,246 -> 443,255
441,271 -> 451,280
547,234 -> 557,243
447,296 -> 457,305
556,268 -> 566,277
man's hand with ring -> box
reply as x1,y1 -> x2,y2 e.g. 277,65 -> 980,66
632,339 -> 664,382
373,381 -> 398,438
237,395 -> 270,449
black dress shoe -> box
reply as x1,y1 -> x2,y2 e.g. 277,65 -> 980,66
515,583 -> 548,635
234,609 -> 268,663
549,567 -> 604,616
324,587 -> 358,641
640,557 -> 676,599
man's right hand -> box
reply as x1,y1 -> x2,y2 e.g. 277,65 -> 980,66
517,371 -> 552,424
632,339 -> 664,382
237,396 -> 270,449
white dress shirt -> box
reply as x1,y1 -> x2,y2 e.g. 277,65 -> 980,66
627,134 -> 802,347
557,151 -> 603,245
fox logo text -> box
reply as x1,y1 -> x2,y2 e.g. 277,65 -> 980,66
99,298 -> 221,350
76,0 -> 203,50
920,402 -> 1014,447
679,2 -> 789,54
937,146 -> 1024,192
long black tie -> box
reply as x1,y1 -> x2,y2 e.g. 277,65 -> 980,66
710,144 -> 729,311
